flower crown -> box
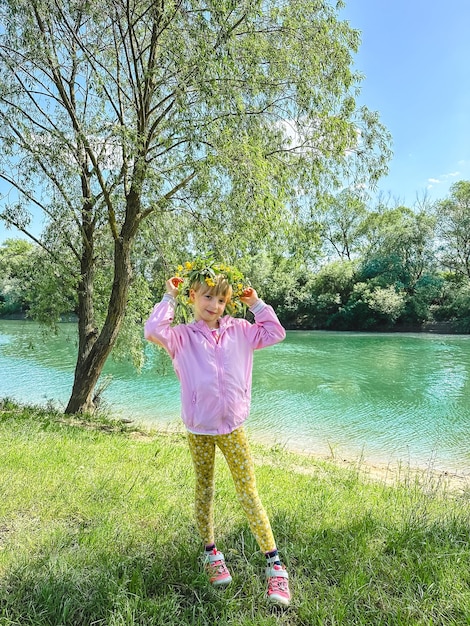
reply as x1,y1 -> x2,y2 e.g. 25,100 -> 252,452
173,257 -> 248,322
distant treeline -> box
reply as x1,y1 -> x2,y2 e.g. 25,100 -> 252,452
2,180 -> 470,333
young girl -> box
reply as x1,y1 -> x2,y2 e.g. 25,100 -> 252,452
144,262 -> 291,606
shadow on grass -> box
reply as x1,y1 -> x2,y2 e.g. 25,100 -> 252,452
0,521 -> 294,626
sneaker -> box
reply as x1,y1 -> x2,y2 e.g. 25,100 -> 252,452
204,548 -> 232,587
266,560 -> 290,606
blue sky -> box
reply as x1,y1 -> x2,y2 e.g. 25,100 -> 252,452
1,1 -> 470,243
340,0 -> 470,206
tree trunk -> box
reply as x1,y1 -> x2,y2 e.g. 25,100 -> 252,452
64,235 -> 134,414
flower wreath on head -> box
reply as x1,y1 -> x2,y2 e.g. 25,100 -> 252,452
173,257 -> 249,323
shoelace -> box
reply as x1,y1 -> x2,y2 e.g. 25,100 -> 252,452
212,561 -> 228,574
206,554 -> 229,579
268,575 -> 289,593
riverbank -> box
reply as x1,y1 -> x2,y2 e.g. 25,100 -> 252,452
1,401 -> 469,625
139,418 -> 470,493
321,451 -> 470,492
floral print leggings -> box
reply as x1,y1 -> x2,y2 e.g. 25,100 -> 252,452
187,426 -> 276,553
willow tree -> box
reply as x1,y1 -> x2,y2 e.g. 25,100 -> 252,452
0,0 -> 390,413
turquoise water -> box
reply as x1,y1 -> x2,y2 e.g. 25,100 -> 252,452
1,320 -> 470,472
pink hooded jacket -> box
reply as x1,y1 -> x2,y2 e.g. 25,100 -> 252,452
144,295 -> 286,435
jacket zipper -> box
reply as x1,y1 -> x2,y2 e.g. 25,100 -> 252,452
214,342 -> 226,424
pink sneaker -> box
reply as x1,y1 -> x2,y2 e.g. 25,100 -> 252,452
204,549 -> 232,587
266,561 -> 290,606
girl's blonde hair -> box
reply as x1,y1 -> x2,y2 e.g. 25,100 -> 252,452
191,274 -> 233,300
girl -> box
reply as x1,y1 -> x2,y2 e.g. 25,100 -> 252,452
144,262 -> 291,606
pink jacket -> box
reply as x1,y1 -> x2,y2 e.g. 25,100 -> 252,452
144,296 -> 286,435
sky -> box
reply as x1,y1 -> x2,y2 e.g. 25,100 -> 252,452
1,1 -> 470,243
340,0 -> 470,207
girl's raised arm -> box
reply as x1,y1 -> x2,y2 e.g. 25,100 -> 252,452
245,299 -> 286,350
144,277 -> 183,356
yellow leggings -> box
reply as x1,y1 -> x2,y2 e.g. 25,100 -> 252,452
187,426 -> 276,553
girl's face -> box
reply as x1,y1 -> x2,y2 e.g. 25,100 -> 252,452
190,285 -> 231,328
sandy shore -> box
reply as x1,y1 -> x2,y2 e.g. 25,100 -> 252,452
244,428 -> 470,492
337,456 -> 469,492
273,446 -> 470,493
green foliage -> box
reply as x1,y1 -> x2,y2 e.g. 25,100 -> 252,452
436,180 -> 470,279
360,207 -> 436,287
25,253 -> 78,327
399,274 -> 444,325
0,239 -> 77,323
241,252 -> 315,329
0,239 -> 35,315
314,189 -> 369,260
356,283 -> 405,324
432,278 -> 470,331
307,259 -> 356,329
111,273 -> 154,370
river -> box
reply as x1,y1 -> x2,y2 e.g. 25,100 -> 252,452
1,320 -> 470,473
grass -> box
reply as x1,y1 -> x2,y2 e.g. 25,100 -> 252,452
0,399 -> 469,625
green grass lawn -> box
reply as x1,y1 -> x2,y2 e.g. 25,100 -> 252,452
0,400 -> 469,625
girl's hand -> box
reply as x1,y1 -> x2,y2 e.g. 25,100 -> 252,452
239,286 -> 258,307
166,276 -> 183,297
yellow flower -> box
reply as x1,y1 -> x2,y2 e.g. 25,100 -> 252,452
185,261 -> 193,270
177,265 -> 183,272
205,277 -> 216,287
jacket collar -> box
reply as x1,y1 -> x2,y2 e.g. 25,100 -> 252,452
190,315 -> 234,338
